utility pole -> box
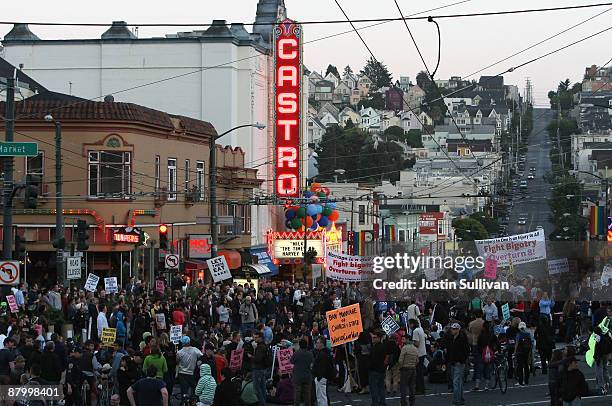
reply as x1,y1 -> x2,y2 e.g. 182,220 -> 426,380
54,121 -> 64,285
2,76 -> 15,260
556,98 -> 564,168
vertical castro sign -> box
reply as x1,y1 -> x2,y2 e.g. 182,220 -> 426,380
274,19 -> 302,198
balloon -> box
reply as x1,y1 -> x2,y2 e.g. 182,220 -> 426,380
318,192 -> 326,198
310,195 -> 319,202
296,207 -> 306,218
290,217 -> 303,229
316,205 -> 324,214
285,220 -> 292,229
318,216 -> 329,227
326,202 -> 337,209
311,183 -> 322,192
305,217 -> 314,227
321,187 -> 330,196
328,211 -> 340,222
286,210 -> 296,220
310,222 -> 319,231
306,204 -> 318,216
303,191 -> 313,198
322,207 -> 333,216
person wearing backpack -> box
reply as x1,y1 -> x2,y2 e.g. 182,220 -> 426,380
514,322 -> 532,386
312,337 -> 334,406
476,321 -> 497,391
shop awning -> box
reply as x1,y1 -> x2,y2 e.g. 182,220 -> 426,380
247,264 -> 272,275
184,259 -> 206,271
219,250 -> 242,269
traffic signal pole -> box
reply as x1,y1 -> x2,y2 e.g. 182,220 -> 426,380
54,121 -> 64,285
2,76 -> 15,260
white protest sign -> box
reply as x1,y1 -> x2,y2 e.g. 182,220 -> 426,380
325,251 -> 381,281
381,316 -> 400,336
104,277 -> 118,293
170,325 -> 183,344
547,258 -> 569,275
475,229 -> 547,267
206,256 -> 232,282
84,274 -> 100,292
602,265 -> 612,286
66,257 -> 82,280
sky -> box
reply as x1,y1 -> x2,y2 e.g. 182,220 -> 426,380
1,0 -> 611,105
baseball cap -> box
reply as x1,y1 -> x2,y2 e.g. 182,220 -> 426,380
181,336 -> 190,345
518,322 -> 527,330
450,323 -> 461,329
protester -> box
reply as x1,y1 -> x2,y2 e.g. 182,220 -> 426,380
127,365 -> 169,406
446,322 -> 469,406
398,334 -> 418,406
291,338 -> 314,406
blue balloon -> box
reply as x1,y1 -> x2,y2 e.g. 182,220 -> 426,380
286,210 -> 296,220
319,216 -> 329,227
306,204 -> 318,216
316,205 -> 324,214
309,222 -> 319,231
303,191 -> 313,198
326,202 -> 337,209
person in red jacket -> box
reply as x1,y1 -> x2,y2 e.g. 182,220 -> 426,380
172,304 -> 185,326
213,348 -> 228,383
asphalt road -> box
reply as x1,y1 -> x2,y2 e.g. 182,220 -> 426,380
329,355 -> 611,406
507,108 -> 555,237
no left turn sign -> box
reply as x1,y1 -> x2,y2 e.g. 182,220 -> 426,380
0,261 -> 20,286
165,254 -> 180,270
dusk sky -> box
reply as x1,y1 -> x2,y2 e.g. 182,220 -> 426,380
2,0 -> 611,105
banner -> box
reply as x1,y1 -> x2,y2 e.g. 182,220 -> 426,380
326,303 -> 363,347
104,277 -> 118,293
229,349 -> 244,371
170,325 -> 182,344
84,274 -> 100,292
6,295 -> 18,313
547,258 -> 569,275
325,251 -> 378,281
101,327 -> 116,347
277,347 -> 294,374
206,256 -> 232,283
502,303 -> 511,321
381,316 -> 400,336
475,229 -> 546,267
156,313 -> 166,330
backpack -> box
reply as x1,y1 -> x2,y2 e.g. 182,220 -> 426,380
516,334 -> 532,355
481,345 -> 494,364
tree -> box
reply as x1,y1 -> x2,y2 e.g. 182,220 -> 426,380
345,118 -> 355,129
548,176 -> 587,241
343,65 -> 353,77
357,140 -> 413,182
357,93 -> 385,110
452,218 -> 489,241
558,79 -> 571,92
469,211 -> 499,235
314,125 -> 368,182
360,56 -> 393,90
383,127 -> 423,148
416,71 -> 431,90
325,64 -> 340,79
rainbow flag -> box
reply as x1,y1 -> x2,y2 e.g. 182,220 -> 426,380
384,224 -> 396,242
353,232 -> 366,256
590,205 -> 605,236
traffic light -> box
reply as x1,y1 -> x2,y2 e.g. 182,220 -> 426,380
76,220 -> 89,251
52,236 -> 66,250
159,224 -> 169,250
14,235 -> 26,261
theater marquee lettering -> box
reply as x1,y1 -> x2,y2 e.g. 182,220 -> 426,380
274,19 -> 302,198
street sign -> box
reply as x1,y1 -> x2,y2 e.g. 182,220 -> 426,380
66,256 -> 82,280
165,254 -> 180,269
0,261 -> 20,286
0,142 -> 38,157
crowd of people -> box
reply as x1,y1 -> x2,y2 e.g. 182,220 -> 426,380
0,274 -> 608,406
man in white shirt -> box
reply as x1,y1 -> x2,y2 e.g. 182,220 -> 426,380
409,319 -> 427,395
406,301 -> 421,322
97,303 -> 109,340
483,297 -> 499,322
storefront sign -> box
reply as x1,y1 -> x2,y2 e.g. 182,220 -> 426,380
273,239 -> 324,259
188,234 -> 213,259
419,212 -> 444,236
274,19 -> 302,198
475,229 -> 547,267
325,251 -> 377,282
112,227 -> 141,243
326,303 -> 363,347
250,247 -> 278,276
277,348 -> 294,374
229,349 -> 244,371
84,274 -> 100,292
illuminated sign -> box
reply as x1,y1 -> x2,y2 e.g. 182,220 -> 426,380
274,19 -> 302,198
274,239 -> 324,259
267,224 -> 343,263
112,227 -> 141,244
188,234 -> 212,259
419,212 -> 444,235
608,217 -> 612,242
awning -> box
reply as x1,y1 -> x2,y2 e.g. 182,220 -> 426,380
249,247 -> 278,276
184,259 -> 206,271
219,250 -> 241,269
247,264 -> 272,275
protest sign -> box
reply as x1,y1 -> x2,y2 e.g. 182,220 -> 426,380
101,327 -> 116,346
601,265 -> 612,286
6,295 -> 18,313
326,303 -> 363,347
229,349 -> 244,371
170,325 -> 182,344
156,313 -> 166,330
381,316 -> 400,336
206,256 -> 232,283
277,348 -> 294,374
84,274 -> 100,292
475,229 -> 547,267
502,303 -> 511,321
548,258 -> 569,275
484,256 -> 498,279
325,251 -> 379,281
156,280 -> 165,294
104,277 -> 118,293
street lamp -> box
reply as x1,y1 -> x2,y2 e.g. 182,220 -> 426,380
44,114 -> 64,284
209,123 -> 265,259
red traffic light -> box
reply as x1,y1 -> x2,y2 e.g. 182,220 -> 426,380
159,224 -> 168,234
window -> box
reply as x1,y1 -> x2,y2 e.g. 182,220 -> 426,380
184,159 -> 190,192
399,229 -> 406,242
196,161 -> 205,198
88,151 -> 131,197
25,152 -> 44,184
167,158 -> 177,200
154,155 -> 160,192
358,205 -> 366,225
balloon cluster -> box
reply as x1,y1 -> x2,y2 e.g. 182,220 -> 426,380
284,183 -> 340,231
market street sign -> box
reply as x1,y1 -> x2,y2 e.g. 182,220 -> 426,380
0,142 -> 38,157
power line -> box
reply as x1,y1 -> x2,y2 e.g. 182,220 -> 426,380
2,3 -> 612,27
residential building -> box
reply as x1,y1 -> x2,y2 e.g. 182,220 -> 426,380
582,64 -> 612,92
349,89 -> 361,106
319,111 -> 339,127
398,76 -> 411,91
338,107 -> 361,128
360,106 -> 382,132
357,75 -> 373,97
578,92 -> 612,131
342,71 -> 358,90
307,114 -> 326,145
0,56 -> 46,100
385,87 -> 405,111
403,85 -> 426,110
332,81 -> 352,105
317,102 -> 340,122
380,111 -> 402,133
324,71 -> 340,87
314,80 -> 335,102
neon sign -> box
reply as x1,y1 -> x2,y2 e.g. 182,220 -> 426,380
274,19 -> 302,198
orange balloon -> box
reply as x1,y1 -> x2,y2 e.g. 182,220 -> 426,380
328,211 -> 339,222
311,183 -> 322,192
306,217 -> 314,227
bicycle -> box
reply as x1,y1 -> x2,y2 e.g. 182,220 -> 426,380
490,348 -> 508,394
172,393 -> 200,406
